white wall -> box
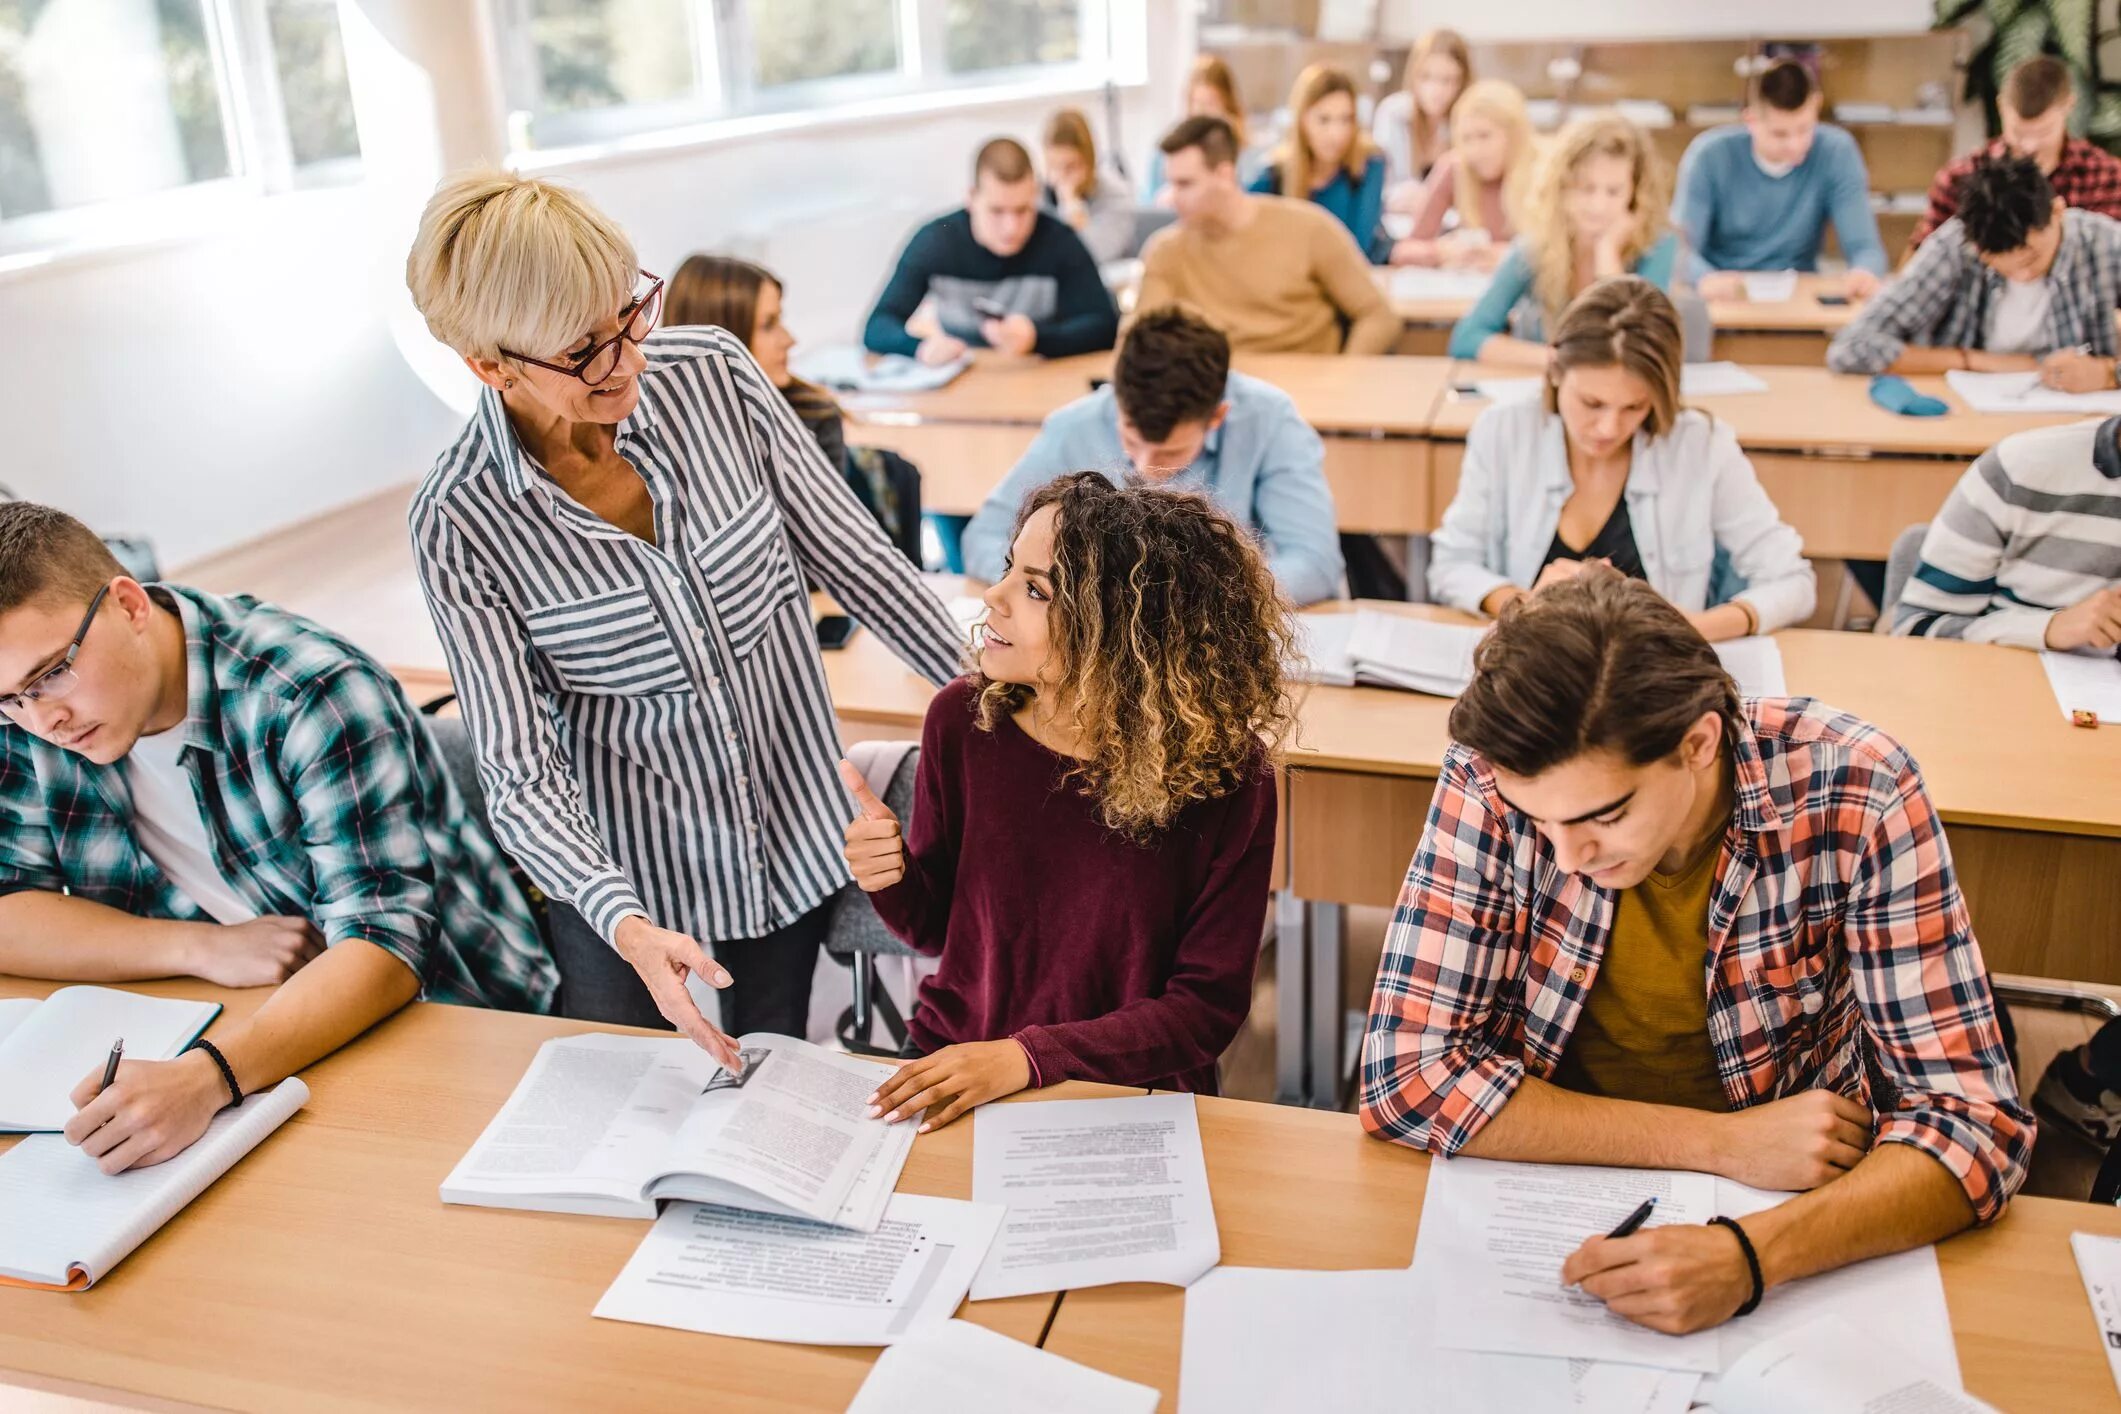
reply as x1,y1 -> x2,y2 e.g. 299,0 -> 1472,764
0,0 -> 1191,569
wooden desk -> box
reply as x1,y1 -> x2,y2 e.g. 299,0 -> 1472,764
1703,274 -> 1862,365
840,352 -> 1451,537
1039,1094 -> 2121,1414
0,976 -> 1137,1412
1427,365 -> 2090,559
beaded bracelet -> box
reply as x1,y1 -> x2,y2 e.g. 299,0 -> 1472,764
187,1038 -> 244,1110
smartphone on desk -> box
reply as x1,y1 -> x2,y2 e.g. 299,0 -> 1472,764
1816,294 -> 1851,307
815,615 -> 858,651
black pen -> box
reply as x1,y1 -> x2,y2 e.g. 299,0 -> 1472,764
99,1037 -> 124,1095
1606,1195 -> 1656,1239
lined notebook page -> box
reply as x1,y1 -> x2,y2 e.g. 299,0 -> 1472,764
0,987 -> 222,1131
0,1076 -> 308,1288
0,999 -> 35,1048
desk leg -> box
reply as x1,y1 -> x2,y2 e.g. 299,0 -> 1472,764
1274,890 -> 1310,1105
1306,901 -> 1346,1110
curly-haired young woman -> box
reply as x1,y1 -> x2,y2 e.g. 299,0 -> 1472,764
840,471 -> 1297,1130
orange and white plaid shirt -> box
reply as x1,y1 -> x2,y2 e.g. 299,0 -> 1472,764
1360,698 -> 2031,1223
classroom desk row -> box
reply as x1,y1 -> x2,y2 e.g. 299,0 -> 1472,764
1386,271 -> 1861,364
823,596 -> 2121,1109
838,349 -> 2089,562
4,974 -> 2119,1413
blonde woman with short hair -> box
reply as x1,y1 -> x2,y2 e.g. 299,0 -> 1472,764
1250,64 -> 1391,262
1429,276 -> 1814,641
404,169 -> 963,1057
1447,112 -> 1679,367
1394,79 -> 1537,270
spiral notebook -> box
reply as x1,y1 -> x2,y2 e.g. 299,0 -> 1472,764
0,1076 -> 308,1291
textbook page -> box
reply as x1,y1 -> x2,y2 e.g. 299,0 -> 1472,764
2070,1233 -> 2121,1399
1288,611 -> 1360,687
848,1318 -> 1161,1414
591,1193 -> 1003,1346
1420,1156 -> 1726,1373
1712,1316 -> 1995,1414
1946,369 -> 2121,415
969,1093 -> 1219,1301
0,1077 -> 308,1289
0,986 -> 222,1132
1345,610 -> 1482,697
440,1033 -> 717,1217
2041,649 -> 2121,724
1713,637 -> 1788,697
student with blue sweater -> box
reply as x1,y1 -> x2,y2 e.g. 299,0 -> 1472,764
1448,114 -> 1680,368
864,138 -> 1118,365
1674,60 -> 1887,301
1249,64 -> 1391,264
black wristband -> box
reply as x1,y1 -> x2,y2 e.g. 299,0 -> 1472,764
1709,1215 -> 1764,1316
187,1038 -> 244,1109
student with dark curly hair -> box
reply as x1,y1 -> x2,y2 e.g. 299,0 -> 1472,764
841,472 -> 1295,1128
1828,148 -> 2121,385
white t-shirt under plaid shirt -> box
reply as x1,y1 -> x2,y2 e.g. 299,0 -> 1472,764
410,328 -> 963,947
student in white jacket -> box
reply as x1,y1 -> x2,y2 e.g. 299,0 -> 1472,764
1429,276 -> 1815,640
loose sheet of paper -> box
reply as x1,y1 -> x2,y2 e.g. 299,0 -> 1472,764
1712,1315 -> 1995,1414
1473,363 -> 1765,406
969,1093 -> 1219,1301
592,1193 -> 1002,1346
849,1318 -> 1161,1414
2041,649 -> 2121,724
1387,266 -> 1494,303
1946,368 -> 2121,415
1714,636 -> 1788,697
2072,1232 -> 2121,1399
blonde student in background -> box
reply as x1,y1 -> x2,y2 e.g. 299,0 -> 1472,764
1448,113 -> 1680,368
1375,27 -> 1472,198
1250,64 -> 1392,264
839,474 -> 1291,1130
1430,277 -> 1815,641
1040,107 -> 1135,266
1394,79 -> 1539,271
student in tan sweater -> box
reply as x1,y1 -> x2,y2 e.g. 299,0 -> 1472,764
1134,116 -> 1401,355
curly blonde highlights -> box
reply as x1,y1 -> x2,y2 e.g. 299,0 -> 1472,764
1524,113 -> 1671,332
970,473 -> 1297,838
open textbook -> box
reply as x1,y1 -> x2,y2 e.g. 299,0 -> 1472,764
0,1077 -> 308,1291
0,986 -> 222,1132
1293,610 -> 1788,699
440,1033 -> 914,1231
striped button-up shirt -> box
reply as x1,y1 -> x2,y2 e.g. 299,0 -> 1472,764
1361,698 -> 2030,1223
409,328 -> 962,946
0,586 -> 555,1011
1827,208 -> 2121,374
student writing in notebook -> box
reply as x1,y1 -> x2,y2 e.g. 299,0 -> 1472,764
0,504 -> 553,1173
1448,112 -> 1680,368
1362,569 -> 2030,1335
841,474 -> 1291,1128
1429,277 -> 1815,640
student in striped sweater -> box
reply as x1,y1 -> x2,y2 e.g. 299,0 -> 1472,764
1892,416 -> 2121,651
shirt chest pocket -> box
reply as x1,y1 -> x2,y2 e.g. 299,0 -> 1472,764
1747,946 -> 1857,1087
692,487 -> 801,660
521,586 -> 693,697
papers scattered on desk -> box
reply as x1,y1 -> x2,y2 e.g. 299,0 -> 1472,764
1386,266 -> 1493,303
0,1077 -> 307,1291
1713,1316 -> 1997,1414
1715,636 -> 1788,697
969,1093 -> 1219,1301
849,1318 -> 1161,1413
1472,362 -> 1766,406
2042,649 -> 2121,723
592,1193 -> 1001,1346
1178,1266 -> 1698,1414
0,985 -> 221,1132
440,1032 -> 914,1230
792,344 -> 970,394
1290,609 -> 1481,697
1417,1158 -> 1960,1385
1945,369 -> 2121,415
2071,1232 -> 2121,1399
1740,271 -> 1798,304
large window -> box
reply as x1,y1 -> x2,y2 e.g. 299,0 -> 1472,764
0,0 -> 361,243
498,0 -> 1108,152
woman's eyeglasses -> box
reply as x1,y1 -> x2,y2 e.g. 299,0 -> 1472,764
501,271 -> 665,387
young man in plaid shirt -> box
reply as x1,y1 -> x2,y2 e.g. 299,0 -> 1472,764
0,504 -> 555,1174
1362,569 -> 2030,1336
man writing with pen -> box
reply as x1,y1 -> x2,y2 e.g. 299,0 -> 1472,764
1361,569 -> 2030,1335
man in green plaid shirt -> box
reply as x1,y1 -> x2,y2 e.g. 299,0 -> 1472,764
0,503 -> 554,1175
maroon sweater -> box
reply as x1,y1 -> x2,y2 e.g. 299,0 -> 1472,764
869,677 -> 1275,1093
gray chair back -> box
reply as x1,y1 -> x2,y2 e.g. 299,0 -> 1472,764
826,748 -> 921,960
1671,287 -> 1713,364
1878,523 -> 1931,629
426,715 -> 489,822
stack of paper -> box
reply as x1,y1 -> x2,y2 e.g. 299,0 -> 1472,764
1945,369 -> 2121,415
849,1319 -> 1160,1413
792,344 -> 970,394
2041,649 -> 2121,724
1386,267 -> 1494,303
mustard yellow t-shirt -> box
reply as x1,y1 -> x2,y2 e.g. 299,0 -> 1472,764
1550,833 -> 1730,1112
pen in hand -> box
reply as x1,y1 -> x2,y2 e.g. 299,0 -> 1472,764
1605,1195 -> 1656,1239
98,1037 -> 124,1096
